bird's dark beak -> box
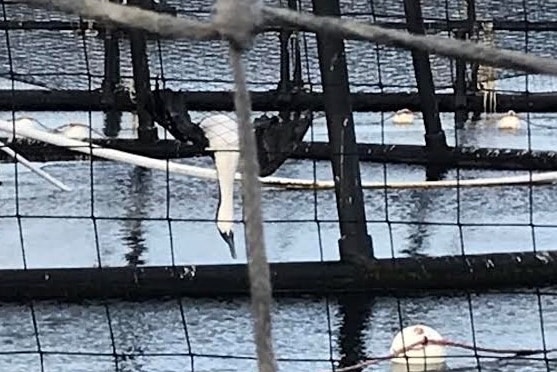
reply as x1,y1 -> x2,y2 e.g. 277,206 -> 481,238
219,230 -> 236,259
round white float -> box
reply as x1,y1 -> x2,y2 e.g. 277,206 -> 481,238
497,110 -> 521,130
392,108 -> 415,125
389,325 -> 446,371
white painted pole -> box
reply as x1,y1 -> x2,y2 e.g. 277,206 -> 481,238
0,139 -> 72,191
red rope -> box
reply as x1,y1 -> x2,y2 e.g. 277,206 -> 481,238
431,339 -> 549,356
320,336 -> 556,372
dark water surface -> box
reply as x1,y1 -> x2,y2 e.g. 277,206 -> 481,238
1,0 -> 557,370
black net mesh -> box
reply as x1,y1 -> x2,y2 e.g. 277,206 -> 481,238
0,0 -> 556,371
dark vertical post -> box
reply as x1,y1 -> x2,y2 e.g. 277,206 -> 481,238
128,0 -> 157,143
277,17 -> 291,94
278,31 -> 291,93
466,0 -> 476,41
290,0 -> 302,89
466,0 -> 482,121
454,30 -> 468,129
403,0 -> 448,180
291,34 -> 302,88
311,0 -> 373,261
277,22 -> 291,122
277,0 -> 298,122
101,13 -> 122,138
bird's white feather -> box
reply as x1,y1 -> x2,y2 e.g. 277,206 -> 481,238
199,114 -> 240,235
497,110 -> 521,130
214,151 -> 239,234
199,114 -> 240,152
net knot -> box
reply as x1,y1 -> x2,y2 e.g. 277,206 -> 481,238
212,0 -> 262,51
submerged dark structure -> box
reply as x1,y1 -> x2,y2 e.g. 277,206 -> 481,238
1,0 -> 557,302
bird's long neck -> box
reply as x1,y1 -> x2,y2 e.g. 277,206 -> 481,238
214,150 -> 240,232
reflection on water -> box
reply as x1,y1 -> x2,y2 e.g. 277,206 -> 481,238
119,167 -> 153,266
104,111 -> 123,138
399,189 -> 435,258
0,292 -> 555,371
2,155 -> 557,266
336,294 -> 374,371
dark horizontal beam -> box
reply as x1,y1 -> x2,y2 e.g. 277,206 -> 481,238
3,139 -> 557,171
294,142 -> 557,171
0,250 -> 555,301
268,19 -> 557,34
2,89 -> 557,112
348,20 -> 557,32
0,20 -> 85,31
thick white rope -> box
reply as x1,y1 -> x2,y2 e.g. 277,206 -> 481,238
213,0 -> 277,371
0,139 -> 72,191
22,0 -> 557,76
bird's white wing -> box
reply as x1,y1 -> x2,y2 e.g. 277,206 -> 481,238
199,114 -> 239,151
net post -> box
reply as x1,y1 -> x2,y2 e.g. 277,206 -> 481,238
127,0 -> 158,143
277,31 -> 291,94
454,29 -> 468,129
311,0 -> 374,262
276,0 -> 294,121
403,0 -> 449,181
466,0 -> 482,122
101,3 -> 122,138
277,4 -> 292,95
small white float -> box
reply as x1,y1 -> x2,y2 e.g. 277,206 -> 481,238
390,325 -> 446,371
392,109 -> 415,125
497,110 -> 521,130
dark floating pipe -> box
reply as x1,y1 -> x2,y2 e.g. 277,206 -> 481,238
3,89 -> 556,112
0,250 -> 555,301
3,139 -> 557,172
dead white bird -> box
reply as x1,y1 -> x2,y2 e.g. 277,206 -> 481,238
198,114 -> 240,259
497,110 -> 521,130
392,108 -> 415,125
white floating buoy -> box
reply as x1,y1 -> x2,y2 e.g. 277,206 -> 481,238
497,110 -> 521,130
390,325 -> 446,371
393,109 -> 415,125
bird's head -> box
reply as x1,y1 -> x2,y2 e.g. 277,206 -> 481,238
218,224 -> 236,259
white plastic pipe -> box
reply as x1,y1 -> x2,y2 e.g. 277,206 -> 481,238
0,119 -> 220,179
0,139 -> 72,191
1,119 -> 556,190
